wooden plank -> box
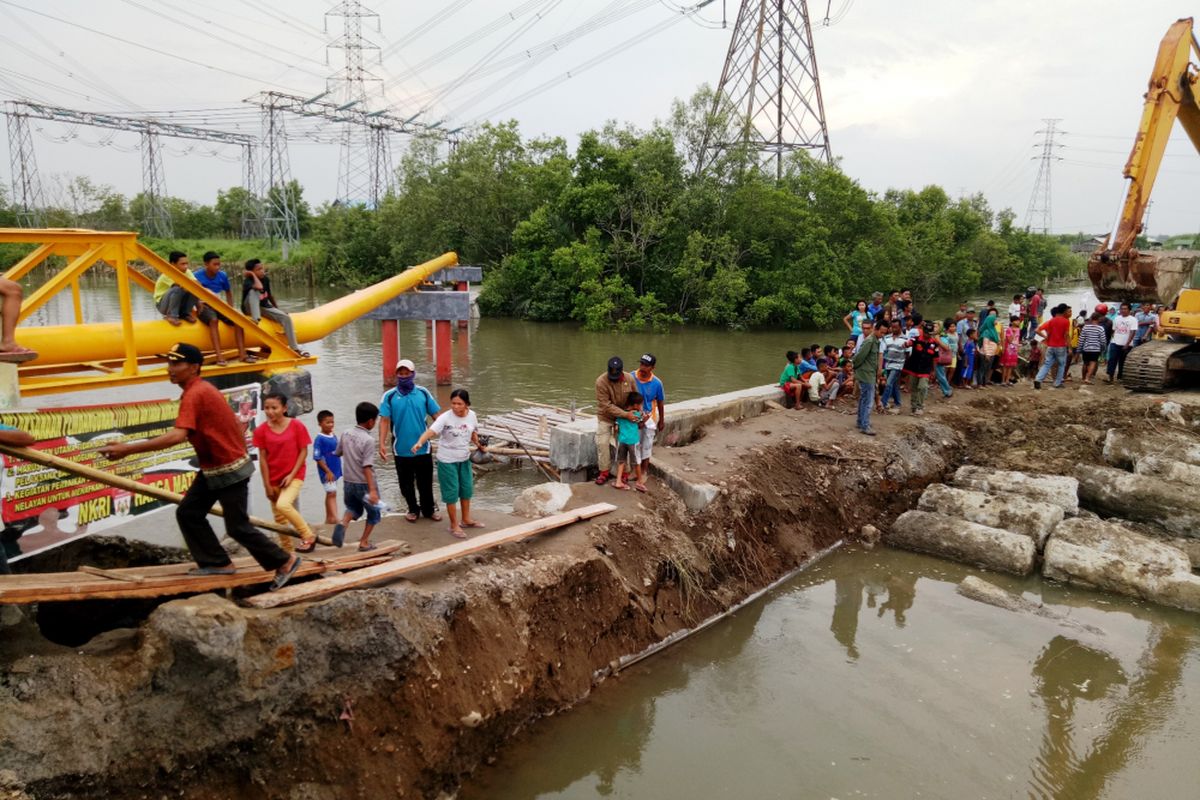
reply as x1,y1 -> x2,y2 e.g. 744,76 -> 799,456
0,443 -> 333,546
0,543 -> 405,603
246,502 -> 618,609
78,565 -> 146,584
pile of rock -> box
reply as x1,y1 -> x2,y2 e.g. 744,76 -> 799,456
885,429 -> 1200,614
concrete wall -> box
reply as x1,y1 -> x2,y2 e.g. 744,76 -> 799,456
550,383 -> 785,473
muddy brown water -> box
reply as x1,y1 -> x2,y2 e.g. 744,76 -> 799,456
463,546 -> 1200,800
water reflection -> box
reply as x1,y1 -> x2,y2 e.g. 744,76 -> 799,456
467,548 -> 1200,800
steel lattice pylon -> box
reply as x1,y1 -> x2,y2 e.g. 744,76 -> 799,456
139,127 -> 174,238
240,142 -> 266,239
1024,118 -> 1062,235
327,0 -> 384,207
369,126 -> 394,204
704,0 -> 832,178
261,102 -> 299,246
5,109 -> 45,227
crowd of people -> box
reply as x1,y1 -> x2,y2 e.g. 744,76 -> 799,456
781,288 -> 1166,436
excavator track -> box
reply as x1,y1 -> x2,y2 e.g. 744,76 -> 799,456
1121,340 -> 1192,392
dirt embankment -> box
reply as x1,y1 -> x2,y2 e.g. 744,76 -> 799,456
0,410 -> 962,799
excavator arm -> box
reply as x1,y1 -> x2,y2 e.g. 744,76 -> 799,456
1088,17 -> 1200,303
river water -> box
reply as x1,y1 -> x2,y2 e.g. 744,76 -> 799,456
463,546 -> 1200,800
31,276 -> 1192,798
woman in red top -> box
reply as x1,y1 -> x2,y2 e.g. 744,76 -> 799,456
252,392 -> 317,552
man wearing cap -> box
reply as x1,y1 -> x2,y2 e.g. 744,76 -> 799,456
378,359 -> 442,522
98,343 -> 301,589
632,354 -> 666,487
594,357 -> 637,485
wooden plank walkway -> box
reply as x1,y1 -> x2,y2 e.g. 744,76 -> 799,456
246,502 -> 617,609
0,542 -> 406,604
475,400 -> 588,453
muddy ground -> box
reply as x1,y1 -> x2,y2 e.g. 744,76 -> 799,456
1,377 -> 1197,800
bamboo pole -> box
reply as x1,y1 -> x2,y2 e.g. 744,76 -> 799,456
0,444 -> 333,546
503,425 -> 558,483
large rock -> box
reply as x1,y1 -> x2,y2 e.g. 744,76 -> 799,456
1102,428 -> 1200,470
886,510 -> 1036,576
512,482 -> 574,519
955,576 -> 1105,635
952,465 -> 1078,515
1132,454 -> 1200,485
917,484 -> 1063,549
1043,517 -> 1200,613
1075,463 -> 1200,537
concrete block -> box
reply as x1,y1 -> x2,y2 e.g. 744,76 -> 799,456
952,465 -> 1078,515
429,266 -> 483,283
1043,517 -> 1200,612
363,292 -> 471,321
549,384 -> 786,472
650,460 -> 719,513
1102,428 -> 1200,469
0,362 -> 19,409
1075,463 -> 1200,537
886,509 -> 1037,576
1132,454 -> 1200,485
917,483 -> 1063,549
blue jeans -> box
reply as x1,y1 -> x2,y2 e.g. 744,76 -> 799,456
1036,346 -> 1069,386
882,367 -> 903,407
857,382 -> 876,431
935,363 -> 952,397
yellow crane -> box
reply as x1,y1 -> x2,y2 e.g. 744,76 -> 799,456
1088,17 -> 1200,390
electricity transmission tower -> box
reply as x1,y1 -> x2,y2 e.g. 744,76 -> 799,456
326,0 -> 388,207
1025,119 -> 1062,235
5,108 -> 45,226
5,101 -> 257,235
260,98 -> 300,247
703,0 -> 832,178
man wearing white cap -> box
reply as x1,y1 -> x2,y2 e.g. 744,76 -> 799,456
378,359 -> 442,522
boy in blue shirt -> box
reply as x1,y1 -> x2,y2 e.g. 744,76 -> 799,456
194,251 -> 252,365
313,409 -> 342,524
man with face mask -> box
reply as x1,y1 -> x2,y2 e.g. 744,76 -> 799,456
378,359 -> 442,523
594,356 -> 637,485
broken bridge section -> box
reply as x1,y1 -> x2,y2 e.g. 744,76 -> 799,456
365,265 -> 482,386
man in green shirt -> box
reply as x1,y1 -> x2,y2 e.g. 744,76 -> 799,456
852,318 -> 883,435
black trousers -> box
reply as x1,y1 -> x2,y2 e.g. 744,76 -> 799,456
177,473 -> 289,571
395,453 -> 438,517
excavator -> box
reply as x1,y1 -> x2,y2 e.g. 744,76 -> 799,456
1087,17 -> 1200,391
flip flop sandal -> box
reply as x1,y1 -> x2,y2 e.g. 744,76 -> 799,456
357,543 -> 378,552
187,564 -> 237,576
270,556 -> 302,591
405,513 -> 419,523
462,521 -> 486,528
634,484 -> 648,493
449,528 -> 467,539
295,538 -> 318,553
430,512 -> 443,522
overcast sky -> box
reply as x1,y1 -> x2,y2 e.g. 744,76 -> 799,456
2,0 -> 1199,235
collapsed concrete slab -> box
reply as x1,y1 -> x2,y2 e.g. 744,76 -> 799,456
549,384 -> 785,473
917,484 -> 1063,549
1132,454 -> 1200,486
1043,517 -> 1200,613
886,510 -> 1037,576
1075,463 -> 1200,538
952,465 -> 1079,515
1102,428 -> 1200,470
648,461 -> 719,513
955,576 -> 1105,635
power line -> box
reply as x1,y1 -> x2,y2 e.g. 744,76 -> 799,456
0,0 -> 313,94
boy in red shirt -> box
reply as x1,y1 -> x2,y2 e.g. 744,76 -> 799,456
253,392 -> 317,552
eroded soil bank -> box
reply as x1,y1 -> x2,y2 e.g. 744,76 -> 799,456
0,404 -> 964,799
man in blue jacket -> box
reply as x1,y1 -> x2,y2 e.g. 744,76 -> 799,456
377,359 -> 442,522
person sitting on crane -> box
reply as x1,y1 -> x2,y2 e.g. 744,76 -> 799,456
241,259 -> 309,357
0,278 -> 34,358
193,251 -> 254,366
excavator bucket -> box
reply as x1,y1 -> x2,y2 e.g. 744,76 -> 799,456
1087,249 -> 1199,305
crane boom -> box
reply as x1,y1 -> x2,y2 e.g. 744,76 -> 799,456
1087,17 -> 1200,303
